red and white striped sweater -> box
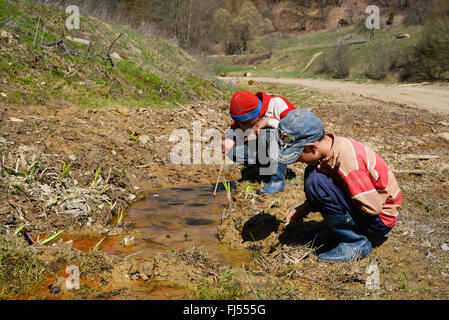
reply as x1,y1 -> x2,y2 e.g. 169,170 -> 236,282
320,135 -> 402,228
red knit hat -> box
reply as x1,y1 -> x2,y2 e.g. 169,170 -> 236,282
230,91 -> 261,122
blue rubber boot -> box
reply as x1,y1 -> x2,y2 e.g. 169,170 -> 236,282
257,162 -> 287,194
317,212 -> 373,263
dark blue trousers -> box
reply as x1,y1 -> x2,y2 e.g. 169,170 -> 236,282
304,166 -> 391,240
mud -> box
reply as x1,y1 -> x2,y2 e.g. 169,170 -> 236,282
1,82 -> 449,300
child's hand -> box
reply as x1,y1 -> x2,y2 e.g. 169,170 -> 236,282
222,139 -> 235,155
253,117 -> 270,135
286,202 -> 311,224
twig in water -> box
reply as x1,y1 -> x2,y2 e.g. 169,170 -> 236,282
213,160 -> 224,197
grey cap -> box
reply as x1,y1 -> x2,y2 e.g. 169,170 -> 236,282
277,109 -> 324,164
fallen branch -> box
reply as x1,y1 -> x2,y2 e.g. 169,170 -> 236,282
105,33 -> 124,67
393,170 -> 426,175
404,154 -> 440,160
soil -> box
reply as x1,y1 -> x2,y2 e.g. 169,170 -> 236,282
1,81 -> 448,300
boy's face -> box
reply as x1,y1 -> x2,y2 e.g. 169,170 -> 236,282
239,116 -> 259,128
297,145 -> 322,166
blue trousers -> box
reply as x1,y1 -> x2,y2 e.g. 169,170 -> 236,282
304,166 -> 391,240
228,129 -> 280,173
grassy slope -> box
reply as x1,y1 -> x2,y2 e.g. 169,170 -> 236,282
207,24 -> 423,83
0,0 -> 228,109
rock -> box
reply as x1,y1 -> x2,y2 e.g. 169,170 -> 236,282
129,194 -> 136,201
139,135 -> 150,145
422,240 -> 432,248
418,224 -> 434,235
123,236 -> 134,246
116,106 -> 130,116
68,154 -> 77,161
441,243 -> 449,251
10,117 -> 24,122
65,36 -> 90,46
110,52 -> 121,60
438,132 -> 449,141
63,240 -> 73,248
111,149 -> 117,156
0,29 -> 12,43
40,184 -> 52,195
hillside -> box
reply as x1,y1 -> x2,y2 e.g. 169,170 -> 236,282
0,0 -> 227,109
206,23 -> 424,82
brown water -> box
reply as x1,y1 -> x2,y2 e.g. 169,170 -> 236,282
67,183 -> 249,266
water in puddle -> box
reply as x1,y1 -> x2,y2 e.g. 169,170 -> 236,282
67,182 -> 248,266
32,183 -> 250,299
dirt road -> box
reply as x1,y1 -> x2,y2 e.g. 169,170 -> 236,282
222,77 -> 449,114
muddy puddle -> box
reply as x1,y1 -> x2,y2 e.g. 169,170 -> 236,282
66,182 -> 249,266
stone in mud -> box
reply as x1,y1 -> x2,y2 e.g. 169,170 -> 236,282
123,236 -> 134,246
438,132 -> 449,141
116,106 -> 131,116
137,261 -> 155,281
139,135 -> 150,145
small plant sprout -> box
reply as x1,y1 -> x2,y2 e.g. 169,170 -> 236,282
93,237 -> 105,252
108,199 -> 118,211
92,167 -> 101,187
117,208 -> 126,225
223,178 -> 232,202
245,185 -> 254,199
129,131 -> 139,142
14,224 -> 25,236
58,161 -> 71,182
99,184 -> 109,194
40,230 -> 64,245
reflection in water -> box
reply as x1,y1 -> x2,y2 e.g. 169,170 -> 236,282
67,183 -> 247,266
59,183 -> 249,300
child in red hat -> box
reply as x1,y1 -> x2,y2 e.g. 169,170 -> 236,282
222,90 -> 297,194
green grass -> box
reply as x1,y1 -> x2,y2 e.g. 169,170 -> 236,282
0,235 -> 46,299
191,270 -> 243,300
0,0 -> 229,109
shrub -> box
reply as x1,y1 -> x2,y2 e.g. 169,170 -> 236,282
397,0 -> 449,81
317,43 -> 350,79
365,47 -> 396,80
